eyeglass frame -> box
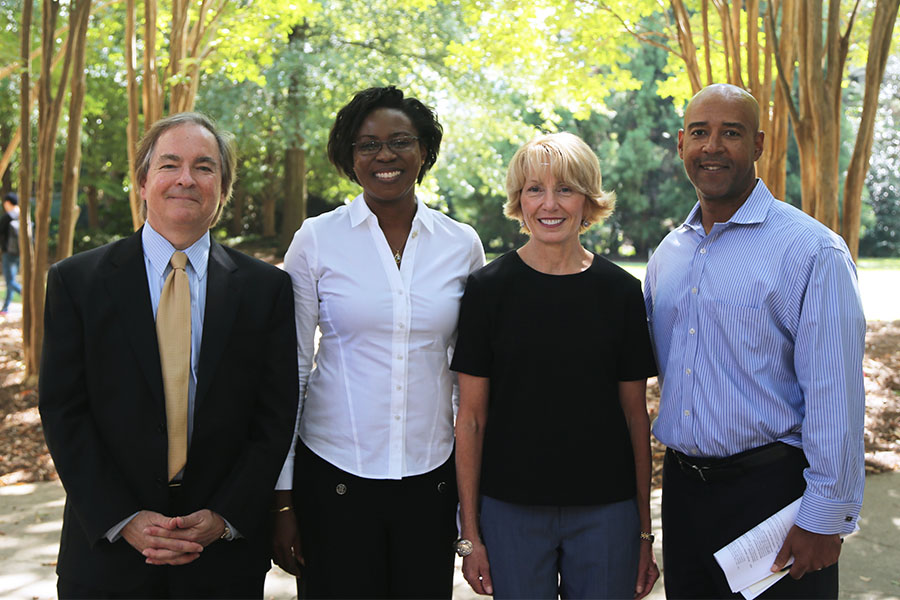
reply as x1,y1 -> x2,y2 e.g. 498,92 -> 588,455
352,136 -> 421,156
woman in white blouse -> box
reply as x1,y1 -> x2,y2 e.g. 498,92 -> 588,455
271,86 -> 485,598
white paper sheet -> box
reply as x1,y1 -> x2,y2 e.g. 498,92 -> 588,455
713,498 -> 801,598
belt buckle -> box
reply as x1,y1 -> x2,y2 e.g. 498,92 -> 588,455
690,463 -> 709,482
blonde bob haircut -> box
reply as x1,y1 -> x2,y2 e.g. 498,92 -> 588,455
504,132 -> 615,234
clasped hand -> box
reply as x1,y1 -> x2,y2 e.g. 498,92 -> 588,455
122,509 -> 226,566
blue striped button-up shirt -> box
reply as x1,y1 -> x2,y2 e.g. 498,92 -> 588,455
644,179 -> 865,535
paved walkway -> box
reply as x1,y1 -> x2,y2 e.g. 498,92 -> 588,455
1,472 -> 897,599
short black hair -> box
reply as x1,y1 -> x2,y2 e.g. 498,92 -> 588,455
3,192 -> 17,206
327,86 -> 442,184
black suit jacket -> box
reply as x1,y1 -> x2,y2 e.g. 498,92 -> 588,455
39,229 -> 299,589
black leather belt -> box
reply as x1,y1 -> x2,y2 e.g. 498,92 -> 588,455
668,442 -> 804,483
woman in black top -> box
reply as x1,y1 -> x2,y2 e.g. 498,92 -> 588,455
452,132 -> 659,599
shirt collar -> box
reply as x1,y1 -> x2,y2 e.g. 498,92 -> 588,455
681,179 -> 773,233
347,193 -> 435,233
142,222 -> 211,280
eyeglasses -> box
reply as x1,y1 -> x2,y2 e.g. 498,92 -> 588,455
352,136 -> 420,156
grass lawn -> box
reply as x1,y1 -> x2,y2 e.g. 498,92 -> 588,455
614,259 -> 900,322
857,257 -> 900,269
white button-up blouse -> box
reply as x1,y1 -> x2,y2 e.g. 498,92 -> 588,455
276,194 -> 485,486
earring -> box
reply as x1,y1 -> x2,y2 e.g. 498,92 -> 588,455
582,219 -> 590,228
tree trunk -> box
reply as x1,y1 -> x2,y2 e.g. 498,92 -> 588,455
842,0 -> 900,260
143,0 -> 162,127
794,0 -> 826,219
230,187 -> 245,236
31,0 -> 78,374
2,24 -> 69,184
86,185 -> 100,229
763,0 -> 797,201
262,190 -> 277,237
57,0 -> 92,261
0,127 -> 22,183
0,121 -> 9,192
713,0 -> 742,86
125,0 -> 143,230
746,0 -> 760,97
756,1 -> 772,186
701,0 -> 712,85
816,0 -> 847,233
18,0 -> 35,379
670,0 -> 703,94
280,145 -> 307,251
169,0 -> 190,113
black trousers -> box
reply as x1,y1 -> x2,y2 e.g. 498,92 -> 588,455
662,445 -> 839,599
292,441 -> 458,599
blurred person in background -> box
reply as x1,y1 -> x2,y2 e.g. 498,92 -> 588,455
1,191 -> 22,315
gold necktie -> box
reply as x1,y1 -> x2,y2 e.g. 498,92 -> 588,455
157,251 -> 191,481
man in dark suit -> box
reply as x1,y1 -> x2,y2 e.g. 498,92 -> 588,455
39,112 -> 299,599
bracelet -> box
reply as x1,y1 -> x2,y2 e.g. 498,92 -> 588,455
272,505 -> 293,513
640,531 -> 655,543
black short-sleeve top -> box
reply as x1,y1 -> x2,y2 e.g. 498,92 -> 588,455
450,251 -> 657,506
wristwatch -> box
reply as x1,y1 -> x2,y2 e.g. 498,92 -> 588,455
640,531 -> 655,543
454,538 -> 474,557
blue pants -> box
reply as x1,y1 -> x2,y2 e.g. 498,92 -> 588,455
2,252 -> 21,312
479,495 -> 640,599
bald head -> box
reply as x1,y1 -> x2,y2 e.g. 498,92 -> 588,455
685,84 -> 760,134
677,83 -> 765,223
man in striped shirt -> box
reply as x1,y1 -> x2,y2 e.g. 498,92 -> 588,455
645,83 -> 865,599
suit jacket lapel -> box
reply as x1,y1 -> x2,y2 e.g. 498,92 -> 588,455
195,241 -> 239,410
104,229 -> 166,407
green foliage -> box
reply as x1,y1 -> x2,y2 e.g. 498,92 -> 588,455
448,0 -> 654,120
567,40 -> 696,258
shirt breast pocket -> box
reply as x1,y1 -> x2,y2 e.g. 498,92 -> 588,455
711,300 -> 773,359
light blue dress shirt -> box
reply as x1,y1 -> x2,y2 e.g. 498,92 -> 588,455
644,179 -> 865,536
